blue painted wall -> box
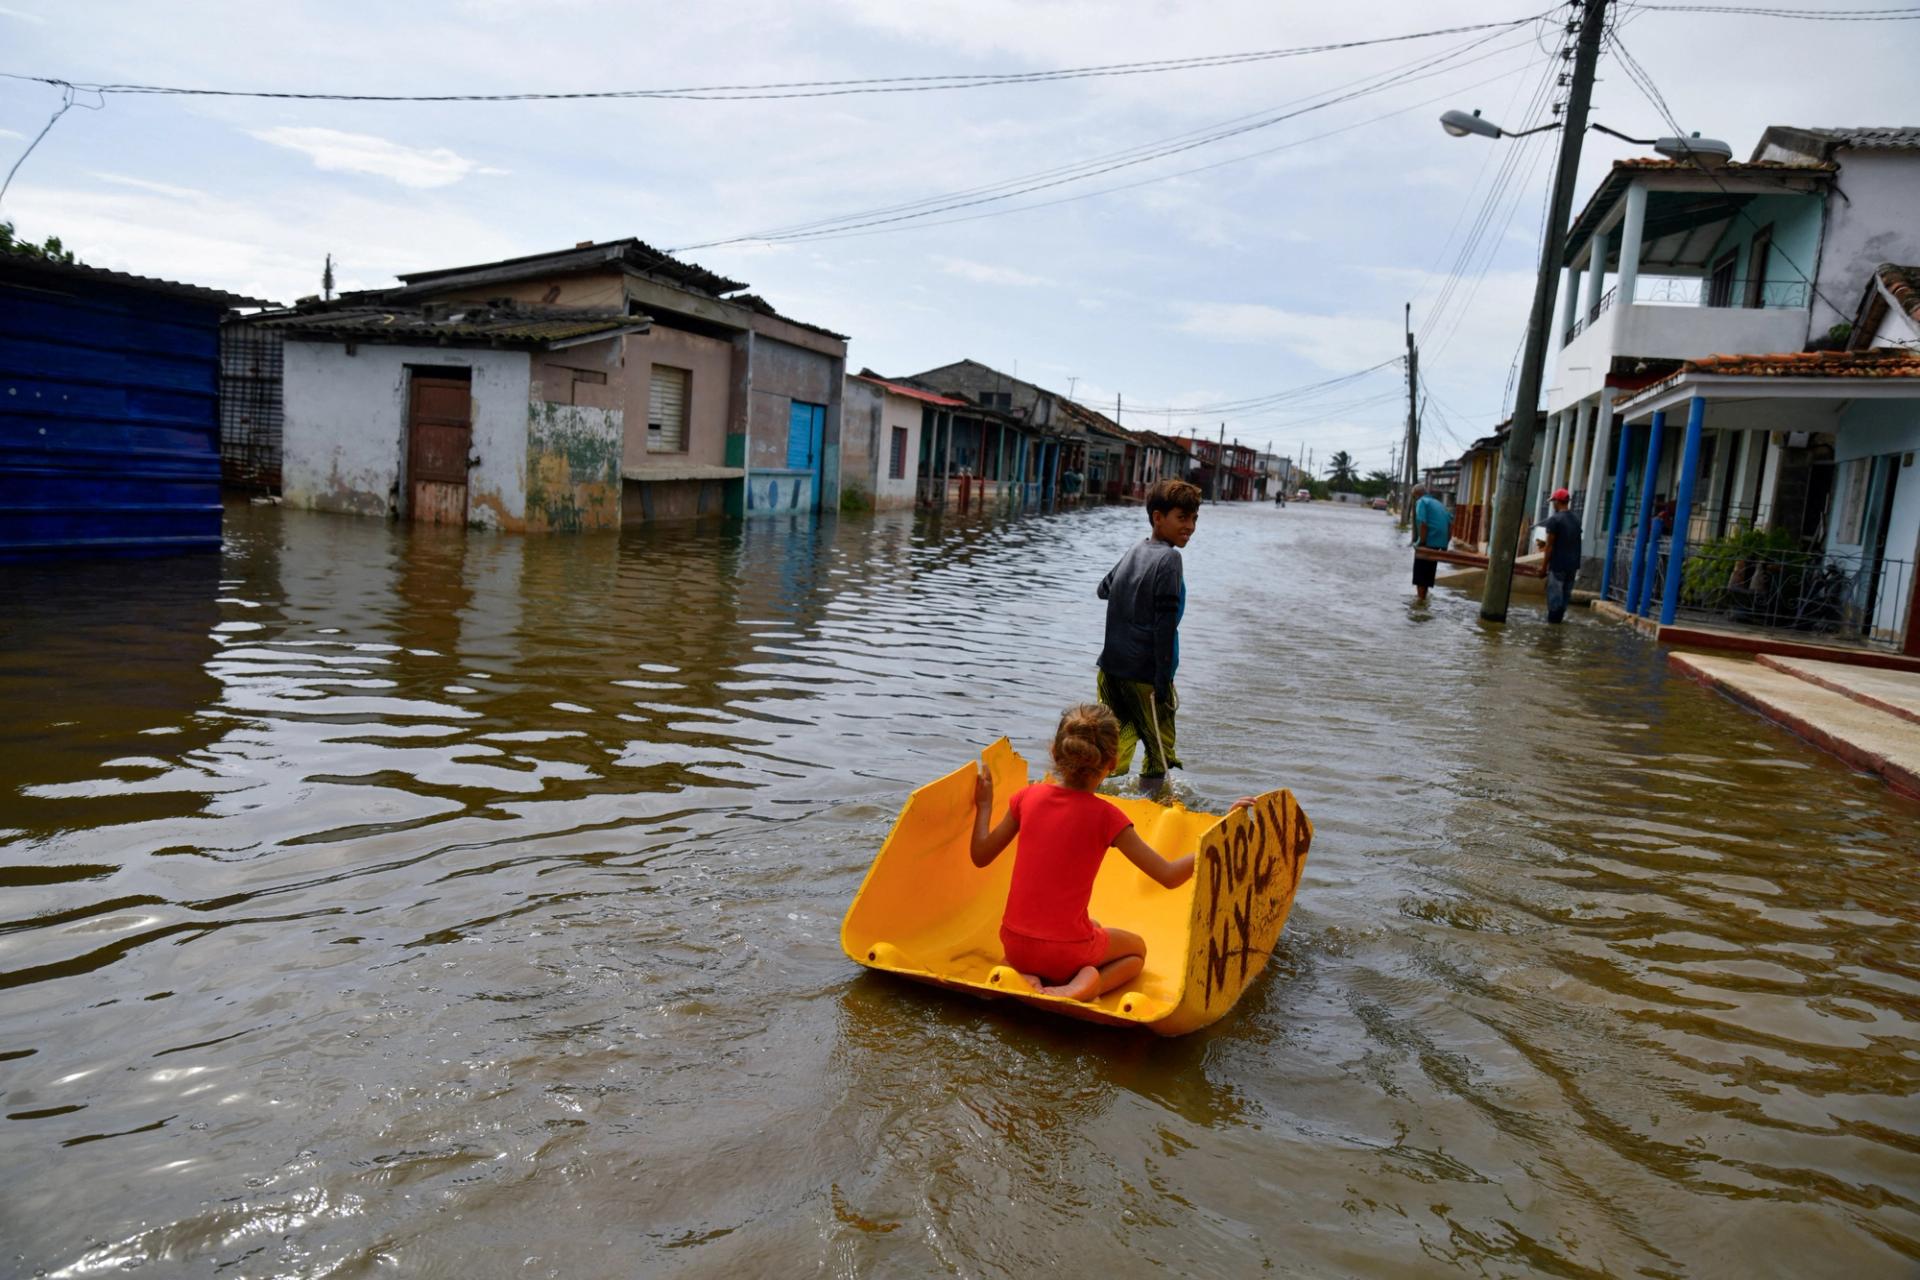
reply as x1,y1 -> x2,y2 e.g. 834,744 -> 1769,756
0,271 -> 226,560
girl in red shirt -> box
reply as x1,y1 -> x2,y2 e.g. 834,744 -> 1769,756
971,704 -> 1231,1001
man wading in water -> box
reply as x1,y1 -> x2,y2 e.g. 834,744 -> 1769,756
1096,478 -> 1202,794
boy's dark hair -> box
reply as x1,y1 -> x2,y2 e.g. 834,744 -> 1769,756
1146,478 -> 1203,518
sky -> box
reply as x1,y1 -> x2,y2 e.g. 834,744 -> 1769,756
3,1 -> 1915,476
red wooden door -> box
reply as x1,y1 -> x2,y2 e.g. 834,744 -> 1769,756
407,372 -> 472,525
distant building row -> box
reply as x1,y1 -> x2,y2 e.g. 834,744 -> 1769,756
1,235 -> 1293,558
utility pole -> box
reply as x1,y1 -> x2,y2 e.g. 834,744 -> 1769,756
1400,302 -> 1418,526
1482,0 -> 1609,621
1216,422 -> 1227,501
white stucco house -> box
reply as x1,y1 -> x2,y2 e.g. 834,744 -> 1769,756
268,302 -> 649,532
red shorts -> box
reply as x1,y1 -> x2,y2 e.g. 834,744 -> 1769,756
999,924 -> 1109,983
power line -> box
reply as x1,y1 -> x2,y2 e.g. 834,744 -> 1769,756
1605,31 -> 1857,326
1623,2 -> 1920,16
713,25 -> 1536,244
0,16 -> 1554,104
743,48 -> 1544,247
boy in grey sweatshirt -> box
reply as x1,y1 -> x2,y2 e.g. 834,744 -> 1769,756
1096,478 -> 1202,791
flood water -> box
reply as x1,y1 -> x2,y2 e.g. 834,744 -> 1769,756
2,498 -> 1917,1277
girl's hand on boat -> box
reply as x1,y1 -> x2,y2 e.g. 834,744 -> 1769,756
974,764 -> 993,810
1228,796 -> 1256,812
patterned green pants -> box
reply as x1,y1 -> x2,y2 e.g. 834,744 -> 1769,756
1096,670 -> 1181,778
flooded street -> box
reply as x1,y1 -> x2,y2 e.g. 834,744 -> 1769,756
3,499 -> 1917,1277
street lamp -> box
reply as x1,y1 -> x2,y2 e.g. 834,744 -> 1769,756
1439,108 -> 1559,140
1590,122 -> 1733,168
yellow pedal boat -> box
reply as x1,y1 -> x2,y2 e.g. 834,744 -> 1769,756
840,738 -> 1313,1036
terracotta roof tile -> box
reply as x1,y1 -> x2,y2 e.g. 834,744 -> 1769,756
1877,263 -> 1920,325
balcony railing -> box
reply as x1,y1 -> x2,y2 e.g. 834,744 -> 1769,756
1632,276 -> 1811,310
1562,276 -> 1812,344
1604,515 -> 1912,649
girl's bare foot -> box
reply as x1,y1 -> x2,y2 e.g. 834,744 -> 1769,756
1040,966 -> 1101,1001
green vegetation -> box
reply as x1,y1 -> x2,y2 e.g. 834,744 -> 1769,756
1680,524 -> 1808,608
1,219 -> 77,263
1324,450 -> 1359,490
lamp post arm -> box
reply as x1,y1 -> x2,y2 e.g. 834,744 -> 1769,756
1504,122 -> 1565,138
1591,122 -> 1656,146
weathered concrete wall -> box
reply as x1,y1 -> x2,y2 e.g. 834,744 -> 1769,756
525,401 -> 622,531
627,323 -> 733,468
747,334 -> 842,512
841,377 -> 879,507
1812,151 -> 1920,337
282,341 -> 530,528
623,476 -> 730,522
911,360 -> 1060,427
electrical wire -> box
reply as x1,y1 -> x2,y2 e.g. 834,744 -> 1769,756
713,24 -> 1534,244
0,16 -> 1554,104
1623,3 -> 1920,17
1605,30 -> 1857,326
673,29 -> 1537,250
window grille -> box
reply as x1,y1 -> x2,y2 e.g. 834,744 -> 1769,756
889,426 -> 908,480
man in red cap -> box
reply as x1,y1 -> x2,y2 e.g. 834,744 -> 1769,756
1540,487 -> 1582,623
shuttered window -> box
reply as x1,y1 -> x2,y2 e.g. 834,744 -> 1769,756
889,426 -> 908,480
648,366 -> 690,452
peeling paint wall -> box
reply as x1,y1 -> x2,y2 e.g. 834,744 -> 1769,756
281,341 -> 530,526
525,401 -> 623,531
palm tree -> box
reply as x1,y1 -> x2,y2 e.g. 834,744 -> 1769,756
1325,450 -> 1359,490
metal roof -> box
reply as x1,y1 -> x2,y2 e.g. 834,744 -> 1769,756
258,303 -> 649,348
394,237 -> 745,299
849,373 -> 968,407
1753,125 -> 1920,161
0,252 -> 272,308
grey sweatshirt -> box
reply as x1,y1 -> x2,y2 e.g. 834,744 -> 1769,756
1096,536 -> 1184,694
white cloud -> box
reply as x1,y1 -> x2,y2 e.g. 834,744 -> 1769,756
934,255 -> 1051,287
1173,301 -> 1402,371
90,173 -> 207,200
0,5 -> 46,22
247,127 -> 508,189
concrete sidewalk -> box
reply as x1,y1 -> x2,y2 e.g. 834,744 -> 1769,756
1670,652 -> 1920,797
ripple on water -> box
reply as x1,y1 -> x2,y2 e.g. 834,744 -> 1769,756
0,501 -> 1916,1275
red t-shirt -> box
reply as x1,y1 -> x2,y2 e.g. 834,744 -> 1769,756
1000,783 -> 1135,941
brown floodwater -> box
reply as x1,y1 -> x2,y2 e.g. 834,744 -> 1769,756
1,498 -> 1916,1277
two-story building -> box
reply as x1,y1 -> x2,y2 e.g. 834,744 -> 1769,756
1540,127 -> 1920,653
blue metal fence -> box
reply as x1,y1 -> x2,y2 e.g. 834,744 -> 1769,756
1,259 -> 253,561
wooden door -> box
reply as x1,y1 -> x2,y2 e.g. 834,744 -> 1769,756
407,371 -> 472,525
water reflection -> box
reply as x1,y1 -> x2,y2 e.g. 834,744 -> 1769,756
1,498 -> 1916,1275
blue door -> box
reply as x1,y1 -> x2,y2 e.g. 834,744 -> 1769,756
786,400 -> 826,509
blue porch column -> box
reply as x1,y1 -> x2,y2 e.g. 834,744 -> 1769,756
1600,413 -> 1635,598
1625,408 -> 1666,615
1658,395 -> 1708,626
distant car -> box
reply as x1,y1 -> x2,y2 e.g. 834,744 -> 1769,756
1294,489 -> 1311,502
1370,497 -> 1389,511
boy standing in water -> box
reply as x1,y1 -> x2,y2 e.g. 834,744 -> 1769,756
1096,478 -> 1202,792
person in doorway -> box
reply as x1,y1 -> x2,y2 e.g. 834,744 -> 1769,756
1541,487 -> 1583,624
1411,484 -> 1452,603
970,704 -> 1252,1001
1096,478 -> 1202,792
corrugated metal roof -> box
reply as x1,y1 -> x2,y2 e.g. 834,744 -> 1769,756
1796,126 -> 1920,152
0,253 -> 272,308
395,238 -> 746,299
256,303 -> 649,348
850,373 -> 968,407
